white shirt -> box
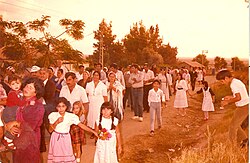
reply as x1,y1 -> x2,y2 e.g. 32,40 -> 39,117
148,88 -> 164,104
48,112 -> 80,133
115,70 -> 125,87
129,71 -> 144,88
230,78 -> 249,107
75,72 -> 83,81
143,69 -> 154,85
59,84 -> 89,109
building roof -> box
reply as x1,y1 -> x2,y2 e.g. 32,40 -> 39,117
180,60 -> 205,68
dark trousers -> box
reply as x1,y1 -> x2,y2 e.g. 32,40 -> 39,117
123,87 -> 133,110
191,80 -> 196,91
143,84 -> 152,112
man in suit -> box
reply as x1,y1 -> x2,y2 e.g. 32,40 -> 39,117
39,68 -> 56,158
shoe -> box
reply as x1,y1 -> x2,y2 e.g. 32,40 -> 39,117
150,130 -> 154,136
131,116 -> 139,120
158,126 -> 161,130
138,117 -> 143,122
1,139 -> 16,150
240,138 -> 249,148
204,117 -> 208,121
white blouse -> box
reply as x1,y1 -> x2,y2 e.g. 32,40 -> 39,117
48,112 -> 80,133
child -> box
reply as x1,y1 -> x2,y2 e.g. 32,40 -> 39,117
148,79 -> 164,136
195,81 -> 215,120
94,102 -> 122,163
2,75 -> 26,150
216,70 -> 249,146
69,101 -> 87,163
47,97 -> 97,163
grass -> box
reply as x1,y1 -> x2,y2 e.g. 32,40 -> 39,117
173,79 -> 249,163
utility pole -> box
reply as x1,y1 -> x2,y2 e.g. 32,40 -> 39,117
99,33 -> 104,66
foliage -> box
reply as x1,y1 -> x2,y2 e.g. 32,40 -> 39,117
231,57 -> 246,71
1,15 -> 85,67
92,19 -> 116,66
192,54 -> 209,67
214,56 -> 227,70
158,43 -> 178,65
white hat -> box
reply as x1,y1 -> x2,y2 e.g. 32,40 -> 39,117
30,65 -> 41,73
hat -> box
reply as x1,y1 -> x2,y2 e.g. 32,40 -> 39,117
30,65 -> 41,73
6,66 -> 15,73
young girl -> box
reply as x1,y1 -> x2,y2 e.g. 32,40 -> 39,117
70,101 -> 87,163
94,102 -> 122,163
2,75 -> 26,150
48,97 -> 97,163
195,81 -> 215,120
148,80 -> 164,136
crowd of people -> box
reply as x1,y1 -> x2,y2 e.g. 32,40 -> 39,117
0,59 -> 248,162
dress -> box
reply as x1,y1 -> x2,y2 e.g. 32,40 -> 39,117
94,117 -> 119,163
174,80 -> 188,108
155,73 -> 170,101
86,81 -> 107,129
13,98 -> 44,163
197,87 -> 215,112
47,112 -> 81,163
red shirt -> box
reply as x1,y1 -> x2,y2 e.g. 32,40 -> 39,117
6,90 -> 26,107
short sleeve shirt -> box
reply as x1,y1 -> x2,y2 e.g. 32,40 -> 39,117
230,78 -> 249,107
59,84 -> 89,108
48,112 -> 80,133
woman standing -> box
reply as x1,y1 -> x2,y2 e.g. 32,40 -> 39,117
6,77 -> 45,163
77,71 -> 91,89
174,73 -> 189,116
86,71 -> 108,136
155,67 -> 170,102
106,72 -> 124,121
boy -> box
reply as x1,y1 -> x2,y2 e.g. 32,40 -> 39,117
2,75 -> 26,150
148,79 -> 164,136
216,70 -> 249,146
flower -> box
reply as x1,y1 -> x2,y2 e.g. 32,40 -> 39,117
98,128 -> 112,140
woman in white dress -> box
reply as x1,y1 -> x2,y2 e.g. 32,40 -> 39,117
155,67 -> 170,102
106,72 -> 125,121
86,71 -> 108,138
174,73 -> 189,116
197,68 -> 203,85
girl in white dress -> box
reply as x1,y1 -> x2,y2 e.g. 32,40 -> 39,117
86,71 -> 108,135
94,102 -> 122,163
195,81 -> 215,120
174,73 -> 189,116
48,97 -> 97,163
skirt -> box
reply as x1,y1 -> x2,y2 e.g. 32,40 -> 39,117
47,131 -> 76,163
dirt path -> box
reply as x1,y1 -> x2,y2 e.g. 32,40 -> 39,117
81,75 -> 217,162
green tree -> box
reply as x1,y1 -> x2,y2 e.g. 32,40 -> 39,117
231,57 -> 245,71
214,56 -> 227,70
192,54 -> 209,67
1,15 -> 85,67
158,43 -> 178,65
93,19 -> 116,66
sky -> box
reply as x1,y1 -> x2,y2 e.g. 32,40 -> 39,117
0,0 -> 249,59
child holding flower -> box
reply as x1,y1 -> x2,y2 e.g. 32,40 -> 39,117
94,102 -> 122,163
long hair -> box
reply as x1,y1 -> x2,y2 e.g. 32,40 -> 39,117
72,101 -> 83,117
98,102 -> 116,130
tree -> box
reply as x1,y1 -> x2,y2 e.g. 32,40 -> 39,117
158,43 -> 178,65
231,57 -> 245,71
214,56 -> 227,70
192,54 -> 209,67
1,15 -> 85,67
93,19 -> 116,66
123,21 -> 176,65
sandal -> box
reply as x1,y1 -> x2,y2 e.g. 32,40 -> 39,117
150,131 -> 154,137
